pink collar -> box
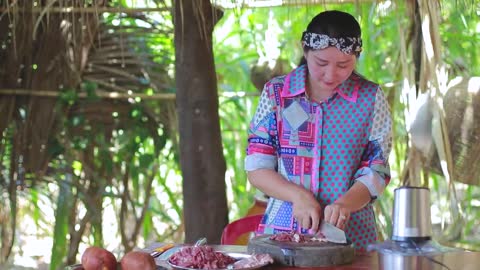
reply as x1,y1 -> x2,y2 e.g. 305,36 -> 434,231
281,64 -> 359,103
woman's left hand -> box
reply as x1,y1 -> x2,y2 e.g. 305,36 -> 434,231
324,203 -> 351,230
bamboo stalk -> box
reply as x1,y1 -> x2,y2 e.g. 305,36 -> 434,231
0,89 -> 259,100
0,7 -> 170,14
0,88 -> 175,100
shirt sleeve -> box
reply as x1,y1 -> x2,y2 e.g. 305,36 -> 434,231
353,87 -> 392,198
244,84 -> 279,172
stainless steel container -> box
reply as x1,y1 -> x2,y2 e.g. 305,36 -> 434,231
369,186 -> 479,270
392,186 -> 432,241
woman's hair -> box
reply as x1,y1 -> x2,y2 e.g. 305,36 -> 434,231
298,10 -> 361,66
306,10 -> 361,41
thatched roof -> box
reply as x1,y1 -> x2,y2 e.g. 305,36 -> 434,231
213,0 -> 372,8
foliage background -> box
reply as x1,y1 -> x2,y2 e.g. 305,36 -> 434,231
0,0 -> 479,269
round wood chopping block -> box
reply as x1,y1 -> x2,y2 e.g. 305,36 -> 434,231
247,235 -> 354,267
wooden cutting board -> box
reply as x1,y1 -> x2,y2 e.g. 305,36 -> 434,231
247,235 -> 354,267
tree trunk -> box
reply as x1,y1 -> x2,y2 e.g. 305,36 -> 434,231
174,0 -> 228,244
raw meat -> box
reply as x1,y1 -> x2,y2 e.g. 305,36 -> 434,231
269,232 -> 328,243
232,254 -> 274,268
169,246 -> 236,269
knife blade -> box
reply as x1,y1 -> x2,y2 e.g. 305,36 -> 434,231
317,220 -> 347,244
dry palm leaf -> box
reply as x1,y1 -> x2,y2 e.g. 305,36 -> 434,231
0,0 -> 174,179
431,77 -> 480,186
403,0 -> 465,241
83,21 -> 172,93
430,89 -> 464,241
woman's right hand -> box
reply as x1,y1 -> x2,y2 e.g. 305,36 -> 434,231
247,169 -> 322,231
291,191 -> 322,232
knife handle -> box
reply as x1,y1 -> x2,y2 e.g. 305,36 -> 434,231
150,243 -> 175,258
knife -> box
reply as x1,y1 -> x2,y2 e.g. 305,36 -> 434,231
317,220 -> 347,244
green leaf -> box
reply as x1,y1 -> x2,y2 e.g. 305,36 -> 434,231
143,211 -> 153,241
49,178 -> 73,270
30,189 -> 40,227
139,154 -> 154,168
59,89 -> 78,106
82,81 -> 100,101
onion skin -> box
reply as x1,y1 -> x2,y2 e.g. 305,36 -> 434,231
120,251 -> 156,270
81,246 -> 117,270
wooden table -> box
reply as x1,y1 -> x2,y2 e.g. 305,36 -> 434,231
145,243 -> 379,270
69,242 -> 480,270
264,252 -> 379,270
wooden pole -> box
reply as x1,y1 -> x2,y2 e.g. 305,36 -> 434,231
0,89 -> 175,100
0,89 -> 259,100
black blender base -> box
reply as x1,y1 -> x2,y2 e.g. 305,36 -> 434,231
392,236 -> 432,243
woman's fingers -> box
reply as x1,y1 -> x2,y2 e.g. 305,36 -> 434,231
324,204 -> 338,224
295,210 -> 322,231
324,203 -> 350,230
336,213 -> 349,230
323,204 -> 332,222
310,211 -> 321,232
329,209 -> 340,225
296,201 -> 351,231
292,194 -> 323,231
301,216 -> 311,229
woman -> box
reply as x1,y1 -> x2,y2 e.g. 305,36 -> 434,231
245,10 -> 392,251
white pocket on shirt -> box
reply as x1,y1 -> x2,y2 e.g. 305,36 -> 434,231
282,100 -> 309,131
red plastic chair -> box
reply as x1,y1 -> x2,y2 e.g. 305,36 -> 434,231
221,214 -> 263,245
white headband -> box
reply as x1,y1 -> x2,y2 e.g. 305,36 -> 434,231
302,31 -> 362,55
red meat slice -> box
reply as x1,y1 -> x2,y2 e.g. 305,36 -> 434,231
269,231 -> 327,243
169,246 -> 236,269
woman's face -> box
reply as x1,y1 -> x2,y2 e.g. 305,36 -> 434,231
304,46 -> 356,92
